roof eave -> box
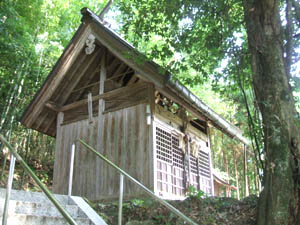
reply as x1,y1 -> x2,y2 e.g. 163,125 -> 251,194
81,7 -> 250,145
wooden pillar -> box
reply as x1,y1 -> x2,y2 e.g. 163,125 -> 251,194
97,52 -> 106,150
88,92 -> 93,123
207,127 -> 214,196
96,51 -> 107,193
53,112 -> 64,193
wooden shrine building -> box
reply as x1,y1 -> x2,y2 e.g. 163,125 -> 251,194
21,8 -> 249,200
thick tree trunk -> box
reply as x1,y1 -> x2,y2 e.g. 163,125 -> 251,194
243,0 -> 300,224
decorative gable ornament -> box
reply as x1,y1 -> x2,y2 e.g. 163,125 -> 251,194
85,34 -> 96,55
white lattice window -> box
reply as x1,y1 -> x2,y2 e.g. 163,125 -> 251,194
154,121 -> 212,198
156,126 -> 173,195
171,134 -> 184,196
198,150 -> 212,195
190,155 -> 199,189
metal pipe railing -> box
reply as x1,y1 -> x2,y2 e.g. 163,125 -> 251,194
118,174 -> 124,225
68,143 -> 76,196
76,139 -> 198,225
2,154 -> 16,225
0,134 -> 78,225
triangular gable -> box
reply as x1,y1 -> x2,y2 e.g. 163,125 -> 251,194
21,8 -> 249,145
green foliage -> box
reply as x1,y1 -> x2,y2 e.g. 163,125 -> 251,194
0,0 -> 263,198
0,0 -> 108,190
186,185 -> 205,199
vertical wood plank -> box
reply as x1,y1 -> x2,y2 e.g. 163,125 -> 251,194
53,112 -> 64,193
72,121 -> 79,195
128,107 -> 136,193
113,110 -> 120,195
90,116 -> 98,199
65,122 -> 74,194
55,103 -> 154,200
62,118 -> 70,194
141,104 -> 150,186
152,120 -> 157,194
122,108 -> 129,193
135,105 -> 141,193
106,113 -> 113,195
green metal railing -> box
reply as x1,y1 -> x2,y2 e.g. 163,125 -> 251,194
0,134 -> 78,225
76,139 -> 198,225
0,133 -> 198,225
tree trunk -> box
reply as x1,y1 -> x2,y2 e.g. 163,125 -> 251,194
244,145 -> 249,197
234,149 -> 240,200
243,0 -> 300,224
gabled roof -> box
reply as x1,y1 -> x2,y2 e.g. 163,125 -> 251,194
21,8 -> 249,145
213,170 -> 237,190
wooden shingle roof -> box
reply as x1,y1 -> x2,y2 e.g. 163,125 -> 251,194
21,8 -> 249,145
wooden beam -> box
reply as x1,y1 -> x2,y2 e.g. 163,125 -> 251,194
88,92 -> 93,123
45,102 -> 61,112
70,70 -> 134,94
42,47 -> 103,133
90,23 -> 165,87
126,75 -> 138,86
106,57 -> 121,73
71,81 -> 100,93
103,99 -> 148,114
105,70 -> 134,81
59,82 -> 148,112
100,82 -> 147,99
58,97 -> 98,112
23,25 -> 93,128
105,97 -> 142,102
56,46 -> 103,105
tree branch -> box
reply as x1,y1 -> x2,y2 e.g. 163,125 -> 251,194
292,0 -> 300,26
99,0 -> 113,20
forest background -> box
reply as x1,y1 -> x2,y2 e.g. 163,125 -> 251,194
1,0 -> 300,222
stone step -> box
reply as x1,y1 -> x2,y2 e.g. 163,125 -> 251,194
0,213 -> 92,225
0,199 -> 86,218
0,188 -> 108,225
0,188 -> 70,205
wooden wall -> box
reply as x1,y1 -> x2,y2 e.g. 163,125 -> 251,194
53,113 -> 99,199
53,103 -> 153,200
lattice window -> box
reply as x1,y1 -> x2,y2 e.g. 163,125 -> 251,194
171,134 -> 184,196
198,150 -> 211,178
200,176 -> 212,195
198,150 -> 212,195
155,122 -> 212,197
157,161 -> 172,193
190,155 -> 199,189
172,135 -> 184,169
156,126 -> 173,195
156,127 -> 172,164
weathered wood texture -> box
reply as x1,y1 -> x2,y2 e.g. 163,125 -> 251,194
60,82 -> 150,125
53,103 -> 152,200
98,103 -> 152,199
52,114 -> 99,198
